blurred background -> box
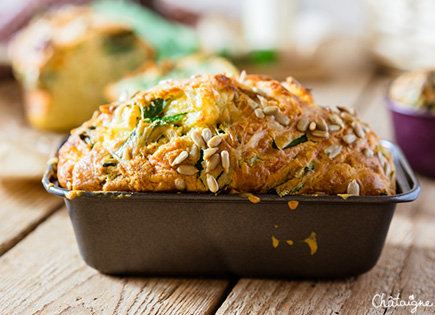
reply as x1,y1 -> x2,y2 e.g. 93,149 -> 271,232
1,0 -> 435,180
2,0 -> 435,77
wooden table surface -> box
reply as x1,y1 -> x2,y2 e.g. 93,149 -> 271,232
0,67 -> 434,315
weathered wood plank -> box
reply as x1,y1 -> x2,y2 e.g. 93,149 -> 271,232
0,180 -> 62,255
0,208 -> 231,315
0,80 -> 64,255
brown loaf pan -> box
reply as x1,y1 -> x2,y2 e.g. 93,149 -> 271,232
43,140 -> 420,278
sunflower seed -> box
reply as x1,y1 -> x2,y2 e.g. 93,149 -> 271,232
340,112 -> 355,122
254,108 -> 265,118
206,174 -> 219,193
191,130 -> 206,148
311,130 -> 329,138
175,178 -> 186,190
323,105 -> 332,112
177,165 -> 199,176
329,114 -> 344,127
316,117 -> 328,131
206,153 -> 221,172
189,145 -> 200,160
363,148 -> 373,157
248,98 -> 259,109
239,70 -> 246,82
275,113 -> 290,125
377,151 -> 386,167
347,179 -> 360,195
204,147 -> 219,160
297,117 -> 309,132
171,151 -> 189,166
352,122 -> 365,138
263,106 -> 279,115
337,106 -> 356,115
324,144 -> 342,158
343,134 -> 357,144
258,95 -> 268,107
221,150 -> 230,173
329,124 -> 341,132
362,124 -> 370,133
353,108 -> 360,117
208,135 -> 223,148
309,121 -> 317,131
202,128 -> 212,143
384,162 -> 391,176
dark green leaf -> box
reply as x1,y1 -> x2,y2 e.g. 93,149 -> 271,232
103,31 -> 136,54
103,162 -> 118,167
282,134 -> 308,149
293,183 -> 304,193
272,139 -> 279,150
273,134 -> 308,150
217,128 -> 226,135
151,112 -> 187,126
114,126 -> 138,159
143,98 -> 167,119
216,171 -> 224,182
79,132 -> 93,147
303,162 -> 315,174
195,149 -> 204,172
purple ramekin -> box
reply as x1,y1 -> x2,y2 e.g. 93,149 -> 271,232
385,96 -> 435,178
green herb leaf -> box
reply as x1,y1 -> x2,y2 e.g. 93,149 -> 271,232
103,30 -> 136,55
151,112 -> 187,126
304,162 -> 315,174
293,183 -> 304,193
272,139 -> 279,150
103,162 -> 118,167
114,126 -> 138,159
282,134 -> 308,149
143,98 -> 167,119
217,128 -> 226,135
195,149 -> 204,172
79,132 -> 93,147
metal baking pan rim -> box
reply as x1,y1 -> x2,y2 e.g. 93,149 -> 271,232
43,139 -> 420,204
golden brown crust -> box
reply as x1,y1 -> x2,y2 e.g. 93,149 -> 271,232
57,74 -> 396,196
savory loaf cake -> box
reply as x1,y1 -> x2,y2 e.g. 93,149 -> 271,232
104,54 -> 239,102
389,69 -> 435,112
57,73 -> 396,196
8,5 -> 154,132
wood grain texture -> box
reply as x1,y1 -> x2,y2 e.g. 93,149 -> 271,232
216,75 -> 435,315
0,80 -> 63,255
0,180 -> 62,255
0,209 -> 231,315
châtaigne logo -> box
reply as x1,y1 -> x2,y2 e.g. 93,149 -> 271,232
372,293 -> 433,313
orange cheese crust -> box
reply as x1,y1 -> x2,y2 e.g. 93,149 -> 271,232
57,74 -> 396,196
